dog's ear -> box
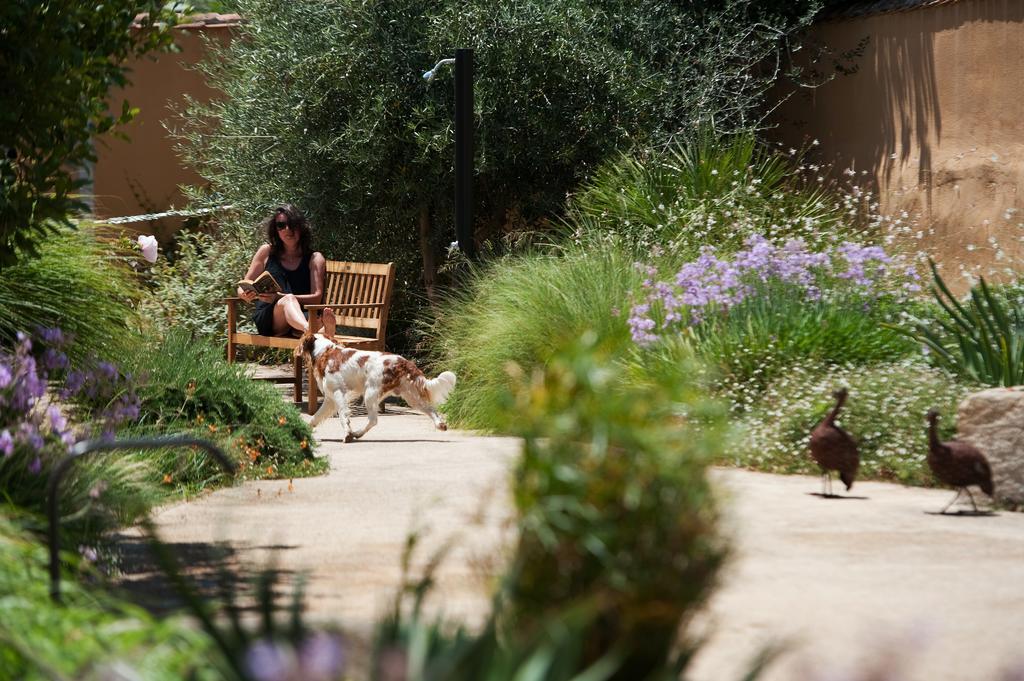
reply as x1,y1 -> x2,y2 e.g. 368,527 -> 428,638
295,330 -> 316,359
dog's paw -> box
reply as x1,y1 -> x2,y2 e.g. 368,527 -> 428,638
437,422 -> 448,431
344,433 -> 357,443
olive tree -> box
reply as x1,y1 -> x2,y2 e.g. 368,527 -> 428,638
181,2 -> 821,256
173,0 -> 822,347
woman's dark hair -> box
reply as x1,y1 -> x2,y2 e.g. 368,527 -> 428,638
263,203 -> 311,258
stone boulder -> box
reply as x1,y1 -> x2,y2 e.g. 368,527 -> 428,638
957,386 -> 1024,505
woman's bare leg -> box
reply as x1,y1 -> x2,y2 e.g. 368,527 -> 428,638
271,294 -> 309,335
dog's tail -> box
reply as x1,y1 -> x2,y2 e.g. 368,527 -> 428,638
424,371 -> 456,406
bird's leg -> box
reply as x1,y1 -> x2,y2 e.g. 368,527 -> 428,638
965,487 -> 979,512
940,488 -> 963,514
821,472 -> 828,496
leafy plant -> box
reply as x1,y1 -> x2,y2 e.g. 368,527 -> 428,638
0,515 -> 214,680
564,133 -> 866,256
140,225 -> 260,344
121,330 -> 325,486
627,235 -> 919,392
898,260 -> 1024,386
424,244 -> 644,431
0,1 -> 177,267
0,224 -> 145,364
501,335 -> 728,679
692,280 -> 917,393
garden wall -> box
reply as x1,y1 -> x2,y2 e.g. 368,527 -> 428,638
771,0 -> 1024,284
90,15 -> 238,241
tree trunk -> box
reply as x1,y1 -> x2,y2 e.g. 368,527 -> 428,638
419,205 -> 438,305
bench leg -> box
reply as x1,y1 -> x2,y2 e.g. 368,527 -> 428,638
307,360 -> 319,415
293,354 -> 303,406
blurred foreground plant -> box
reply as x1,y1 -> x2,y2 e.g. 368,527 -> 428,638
501,334 -> 729,679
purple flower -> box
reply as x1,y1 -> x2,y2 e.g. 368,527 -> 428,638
35,326 -> 66,347
627,233 -> 911,348
244,639 -> 297,681
0,430 -> 13,457
298,632 -> 346,681
27,456 -> 42,475
47,405 -> 67,433
18,422 -> 44,453
78,545 -> 98,562
41,348 -> 68,372
0,363 -> 11,390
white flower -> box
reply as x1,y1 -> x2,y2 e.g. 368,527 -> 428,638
137,234 -> 158,263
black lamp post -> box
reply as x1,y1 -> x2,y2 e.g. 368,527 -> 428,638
424,48 -> 475,260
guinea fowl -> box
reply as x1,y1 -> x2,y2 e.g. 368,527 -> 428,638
809,387 -> 860,497
926,409 -> 995,514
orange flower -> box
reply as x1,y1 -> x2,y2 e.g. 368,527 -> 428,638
208,423 -> 218,433
248,448 -> 259,462
196,414 -> 205,424
162,473 -> 173,485
278,415 -> 287,426
265,465 -> 274,475
300,439 -> 308,450
186,379 -> 197,394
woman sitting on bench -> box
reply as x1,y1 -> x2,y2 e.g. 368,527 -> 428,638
236,203 -> 336,339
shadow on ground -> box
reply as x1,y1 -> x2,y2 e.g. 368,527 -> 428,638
108,533 -> 301,616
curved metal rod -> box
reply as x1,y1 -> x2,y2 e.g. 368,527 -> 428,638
422,57 -> 455,82
47,435 -> 236,603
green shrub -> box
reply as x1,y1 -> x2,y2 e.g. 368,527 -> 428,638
122,331 -> 325,486
140,225 -> 259,343
898,261 -> 1024,387
502,335 -> 728,679
0,1 -> 175,267
0,225 -> 143,364
729,361 -> 973,486
425,244 -> 644,430
0,514 -> 213,680
694,281 -> 917,393
564,134 -> 869,257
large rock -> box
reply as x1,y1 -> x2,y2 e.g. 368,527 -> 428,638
957,386 -> 1024,505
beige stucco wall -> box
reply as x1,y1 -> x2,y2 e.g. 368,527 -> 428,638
91,21 -> 233,241
772,0 -> 1024,286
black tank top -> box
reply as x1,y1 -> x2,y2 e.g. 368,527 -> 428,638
264,252 -> 312,296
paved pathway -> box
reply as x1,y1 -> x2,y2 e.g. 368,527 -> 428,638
133,407 -> 1024,680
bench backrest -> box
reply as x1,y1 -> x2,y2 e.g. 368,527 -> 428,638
324,260 -> 396,334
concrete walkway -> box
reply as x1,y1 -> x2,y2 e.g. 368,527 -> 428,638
135,407 -> 1024,681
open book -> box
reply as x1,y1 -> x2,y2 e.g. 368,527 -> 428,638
237,270 -> 282,296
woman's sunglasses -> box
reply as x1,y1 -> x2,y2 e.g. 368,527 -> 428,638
275,222 -> 294,231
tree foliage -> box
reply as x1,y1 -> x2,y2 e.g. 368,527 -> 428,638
0,1 -> 176,268
178,0 -> 823,262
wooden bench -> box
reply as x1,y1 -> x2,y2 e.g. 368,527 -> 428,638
226,260 -> 396,414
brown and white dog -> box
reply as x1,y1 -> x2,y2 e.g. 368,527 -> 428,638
295,329 -> 456,441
